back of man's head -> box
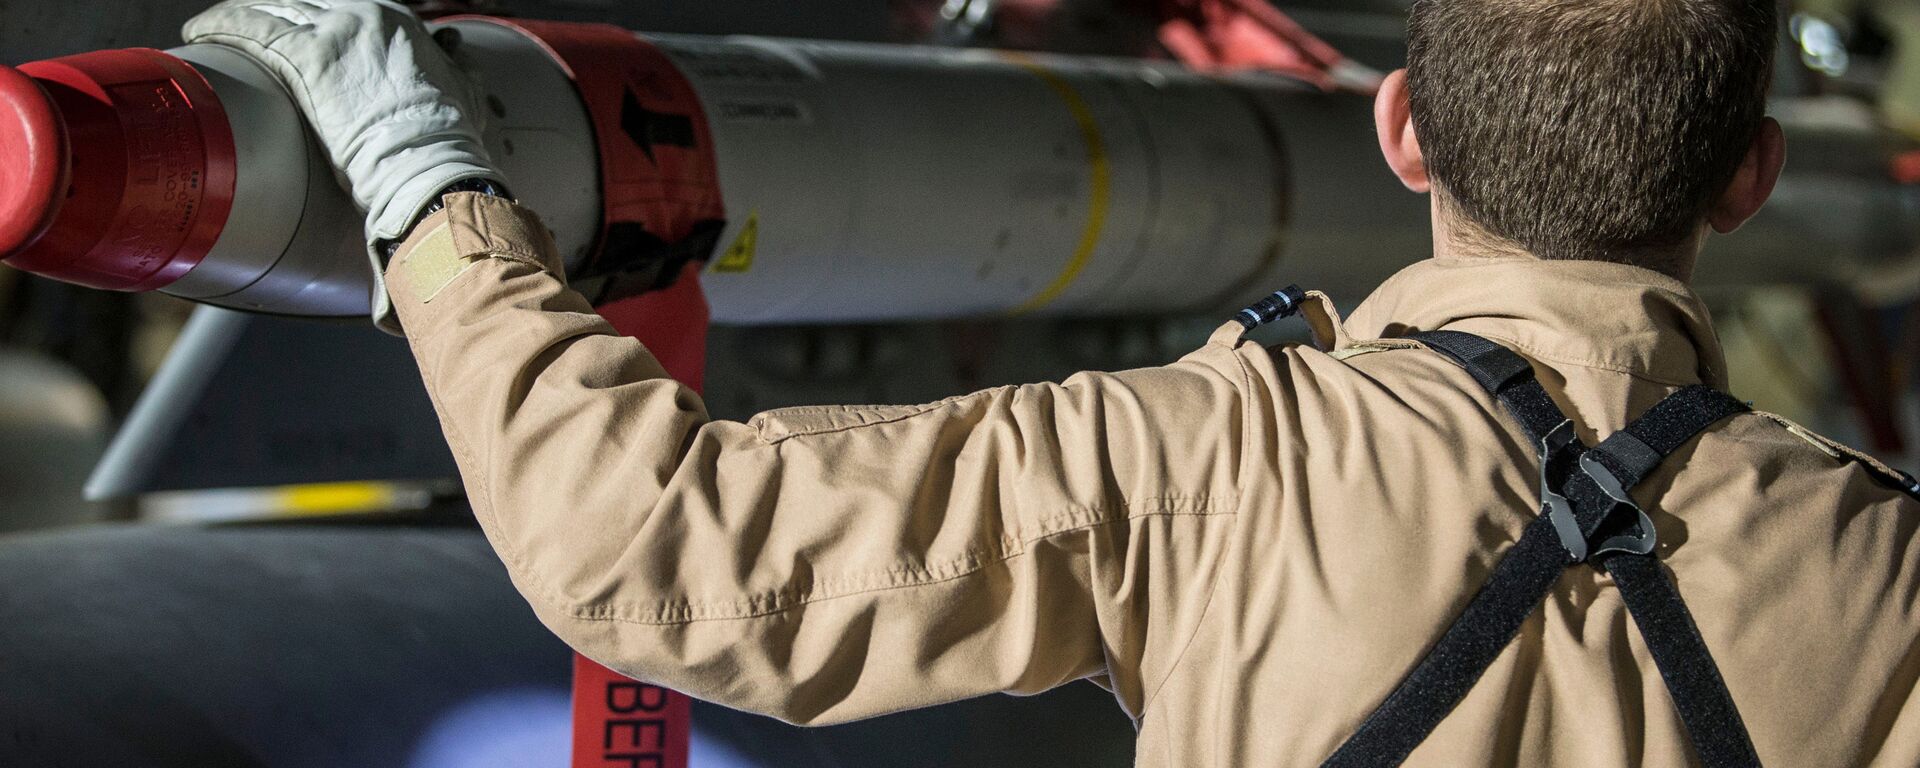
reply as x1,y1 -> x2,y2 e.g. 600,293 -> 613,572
1406,0 -> 1778,271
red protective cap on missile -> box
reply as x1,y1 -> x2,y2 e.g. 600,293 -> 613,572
0,65 -> 67,258
0,49 -> 235,292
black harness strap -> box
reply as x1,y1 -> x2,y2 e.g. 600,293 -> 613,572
1321,331 -> 1759,768
1415,331 -> 1565,442
1605,556 -> 1759,765
1586,392 -> 1759,766
1320,511 -> 1574,767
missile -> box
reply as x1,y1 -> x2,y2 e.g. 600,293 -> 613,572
1,15 -> 1914,327
0,16 -> 1414,324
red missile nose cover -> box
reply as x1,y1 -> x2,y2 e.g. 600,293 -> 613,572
0,65 -> 68,257
2,49 -> 235,292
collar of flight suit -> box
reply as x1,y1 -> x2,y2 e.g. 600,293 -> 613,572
1317,252 -> 1730,390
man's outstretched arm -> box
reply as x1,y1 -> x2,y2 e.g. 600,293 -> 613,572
384,192 -> 1251,724
181,0 -> 1252,724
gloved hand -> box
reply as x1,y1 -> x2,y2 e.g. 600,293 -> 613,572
182,0 -> 505,329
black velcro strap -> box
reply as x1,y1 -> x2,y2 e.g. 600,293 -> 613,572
1605,555 -> 1762,767
1627,387 -> 1751,457
1582,390 -> 1756,767
1589,431 -> 1662,489
1321,514 -> 1569,767
1587,387 -> 1750,489
1410,331 -> 1564,443
1495,379 -> 1573,448
1413,330 -> 1534,396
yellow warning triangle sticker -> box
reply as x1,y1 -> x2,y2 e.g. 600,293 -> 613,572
711,212 -> 758,273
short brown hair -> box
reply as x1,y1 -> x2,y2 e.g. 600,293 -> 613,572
1406,0 -> 1777,269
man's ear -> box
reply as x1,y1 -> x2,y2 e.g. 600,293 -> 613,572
1709,117 -> 1786,235
1375,68 -> 1429,193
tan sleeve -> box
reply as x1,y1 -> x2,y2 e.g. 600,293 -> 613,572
384,193 -> 1247,725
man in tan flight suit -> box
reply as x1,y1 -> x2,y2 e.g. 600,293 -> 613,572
187,0 -> 1920,764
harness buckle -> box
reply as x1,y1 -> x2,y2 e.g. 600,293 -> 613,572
1538,421 -> 1588,564
1541,421 -> 1661,563
1578,452 -> 1660,559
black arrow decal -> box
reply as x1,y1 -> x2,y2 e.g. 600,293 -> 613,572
621,89 -> 698,164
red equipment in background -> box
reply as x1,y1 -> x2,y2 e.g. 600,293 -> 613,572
1155,0 -> 1370,90
892,0 -> 1375,91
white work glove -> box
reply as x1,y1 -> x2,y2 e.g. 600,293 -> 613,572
183,0 -> 504,330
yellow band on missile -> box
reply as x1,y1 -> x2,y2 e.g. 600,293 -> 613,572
1006,54 -> 1111,314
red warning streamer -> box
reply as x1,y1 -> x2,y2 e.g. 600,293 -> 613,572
570,653 -> 694,768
